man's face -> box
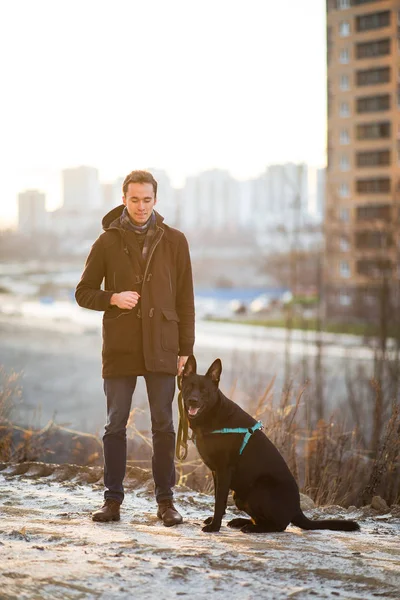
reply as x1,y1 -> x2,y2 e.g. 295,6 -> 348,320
123,182 -> 157,225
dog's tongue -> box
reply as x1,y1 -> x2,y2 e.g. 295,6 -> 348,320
188,407 -> 199,416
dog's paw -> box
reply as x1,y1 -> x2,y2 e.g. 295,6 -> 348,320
227,517 -> 252,529
202,523 -> 221,533
203,516 -> 213,525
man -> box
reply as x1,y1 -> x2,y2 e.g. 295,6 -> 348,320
75,170 -> 195,526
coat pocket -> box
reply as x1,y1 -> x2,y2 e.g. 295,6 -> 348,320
102,309 -> 140,355
160,308 -> 180,353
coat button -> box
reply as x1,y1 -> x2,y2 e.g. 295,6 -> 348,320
149,308 -> 154,317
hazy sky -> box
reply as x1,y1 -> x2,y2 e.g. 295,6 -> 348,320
0,0 -> 326,227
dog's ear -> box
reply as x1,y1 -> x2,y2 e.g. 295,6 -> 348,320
182,355 -> 197,377
206,358 -> 222,385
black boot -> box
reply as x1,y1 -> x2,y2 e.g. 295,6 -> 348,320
92,499 -> 121,522
157,499 -> 183,526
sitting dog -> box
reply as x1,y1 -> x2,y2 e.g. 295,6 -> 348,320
182,355 -> 360,534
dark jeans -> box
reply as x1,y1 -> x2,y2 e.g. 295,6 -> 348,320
103,373 -> 176,504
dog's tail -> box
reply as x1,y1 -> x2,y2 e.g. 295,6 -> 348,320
291,511 -> 360,532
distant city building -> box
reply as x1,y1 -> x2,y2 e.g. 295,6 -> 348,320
251,163 -> 311,232
177,164 -> 323,248
113,177 -> 124,206
180,169 -> 240,231
305,166 -> 326,221
17,189 -> 47,235
62,166 -> 102,210
16,163 -> 325,255
101,183 -> 114,210
325,0 -> 400,319
101,179 -> 123,211
46,166 -> 103,240
49,206 -> 103,241
147,168 -> 177,226
238,179 -> 254,229
316,168 -> 326,220
250,163 -> 323,253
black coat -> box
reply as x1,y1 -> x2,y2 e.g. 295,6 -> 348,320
75,206 -> 195,378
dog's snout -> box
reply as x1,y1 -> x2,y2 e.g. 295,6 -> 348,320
188,397 -> 200,404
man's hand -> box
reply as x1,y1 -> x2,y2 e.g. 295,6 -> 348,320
110,291 -> 140,310
177,356 -> 189,376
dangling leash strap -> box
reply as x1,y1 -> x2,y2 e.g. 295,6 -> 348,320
176,375 -> 190,460
211,421 -> 263,455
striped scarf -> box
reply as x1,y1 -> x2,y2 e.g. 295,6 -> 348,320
120,208 -> 157,264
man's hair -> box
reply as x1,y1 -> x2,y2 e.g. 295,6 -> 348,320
122,170 -> 158,197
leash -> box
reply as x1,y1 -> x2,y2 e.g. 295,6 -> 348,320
176,375 -> 190,460
211,421 -> 264,455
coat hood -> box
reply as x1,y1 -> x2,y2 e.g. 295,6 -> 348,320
102,205 -> 124,230
101,205 -> 164,231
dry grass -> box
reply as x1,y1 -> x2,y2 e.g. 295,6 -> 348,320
1,365 -> 399,507
172,379 -> 400,507
0,366 -> 22,461
0,368 -> 101,465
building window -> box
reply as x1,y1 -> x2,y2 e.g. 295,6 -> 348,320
339,292 -> 352,306
339,206 -> 350,221
356,39 -> 390,60
357,259 -> 392,278
352,0 -> 386,5
337,0 -> 350,8
356,204 -> 391,221
356,122 -> 391,140
356,11 -> 390,32
356,67 -> 390,87
339,21 -> 351,36
340,101 -> 350,117
356,231 -> 393,249
339,183 -> 350,198
340,155 -> 350,170
356,150 -> 390,167
340,129 -> 350,144
340,48 -> 350,63
340,74 -> 350,90
340,261 -> 351,278
356,178 -> 390,194
356,94 -> 390,113
340,237 -> 350,251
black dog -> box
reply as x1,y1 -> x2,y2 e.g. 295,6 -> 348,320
182,355 -> 360,534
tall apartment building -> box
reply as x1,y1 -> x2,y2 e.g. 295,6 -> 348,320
18,189 -> 47,235
325,0 -> 400,319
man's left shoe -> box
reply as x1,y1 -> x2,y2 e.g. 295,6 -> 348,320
157,499 -> 183,527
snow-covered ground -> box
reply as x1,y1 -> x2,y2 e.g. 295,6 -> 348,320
1,462 -> 399,600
